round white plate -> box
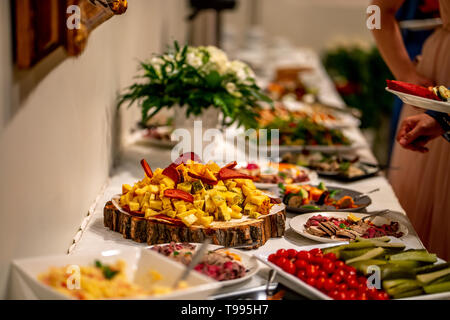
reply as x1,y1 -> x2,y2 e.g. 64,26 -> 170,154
386,88 -> 450,113
289,211 -> 409,243
147,243 -> 260,287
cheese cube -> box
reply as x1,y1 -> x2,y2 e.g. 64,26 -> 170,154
181,214 -> 198,227
145,208 -> 159,218
122,184 -> 132,194
129,201 -> 140,212
149,200 -> 163,210
200,216 -> 214,227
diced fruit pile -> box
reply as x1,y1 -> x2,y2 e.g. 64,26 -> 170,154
268,248 -> 390,300
118,153 -> 274,227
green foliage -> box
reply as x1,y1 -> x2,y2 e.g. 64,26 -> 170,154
118,42 -> 272,129
323,45 -> 394,129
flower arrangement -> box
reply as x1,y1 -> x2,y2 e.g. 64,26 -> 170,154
118,42 -> 272,129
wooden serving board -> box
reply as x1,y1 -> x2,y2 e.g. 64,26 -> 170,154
103,201 -> 286,249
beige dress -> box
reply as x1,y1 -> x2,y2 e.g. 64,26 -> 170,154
389,0 -> 450,260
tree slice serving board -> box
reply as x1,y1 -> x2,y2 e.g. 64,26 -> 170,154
103,201 -> 286,249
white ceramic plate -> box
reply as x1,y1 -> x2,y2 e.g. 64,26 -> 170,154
289,211 -> 409,243
12,248 -> 221,300
147,243 -> 260,287
386,88 -> 450,113
237,163 -> 318,190
255,243 -> 450,300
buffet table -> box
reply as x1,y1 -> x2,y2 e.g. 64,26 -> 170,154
9,47 -> 427,300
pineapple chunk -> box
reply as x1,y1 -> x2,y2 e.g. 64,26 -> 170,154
231,205 -> 242,213
212,194 -> 226,207
230,211 -> 243,219
249,195 -> 266,206
243,179 -> 256,189
203,168 -> 217,182
249,211 -> 261,219
162,197 -> 172,210
149,200 -> 163,210
181,214 -> 198,227
225,180 -> 237,190
129,201 -> 140,212
135,186 -> 149,196
241,185 -> 253,197
120,195 -> 128,206
225,191 -> 241,206
244,203 -> 257,215
215,185 -> 228,192
161,177 -> 175,188
145,208 -> 159,218
217,180 -> 225,186
122,184 -> 132,194
205,196 -> 216,214
177,209 -> 197,219
148,185 -> 160,194
199,216 -> 214,227
206,161 -> 221,173
218,204 -> 232,221
194,200 -> 205,210
177,182 -> 192,193
166,210 -> 177,218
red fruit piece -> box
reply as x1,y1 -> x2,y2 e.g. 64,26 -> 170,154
163,189 -> 194,203
187,171 -> 218,185
140,159 -> 153,178
162,165 -> 180,184
386,80 -> 441,101
218,167 -> 254,180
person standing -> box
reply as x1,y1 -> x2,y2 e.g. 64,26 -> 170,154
371,0 -> 450,260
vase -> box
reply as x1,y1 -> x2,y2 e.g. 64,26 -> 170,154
173,105 -> 220,131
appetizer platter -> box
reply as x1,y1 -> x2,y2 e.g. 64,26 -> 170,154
12,248 -> 221,300
149,242 -> 259,286
386,80 -> 450,113
235,162 -> 317,189
104,153 -> 286,249
289,212 -> 408,243
256,240 -> 450,300
280,183 -> 372,213
281,152 -> 380,182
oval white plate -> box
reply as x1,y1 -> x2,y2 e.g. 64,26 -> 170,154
386,88 -> 450,113
147,243 -> 260,287
290,211 -> 409,243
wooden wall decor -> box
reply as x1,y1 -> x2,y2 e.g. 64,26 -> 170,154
13,0 -> 128,69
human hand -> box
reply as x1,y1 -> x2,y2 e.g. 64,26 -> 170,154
396,113 -> 444,153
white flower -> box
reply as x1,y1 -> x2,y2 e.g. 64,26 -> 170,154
229,60 -> 254,82
205,46 -> 230,75
186,48 -> 203,68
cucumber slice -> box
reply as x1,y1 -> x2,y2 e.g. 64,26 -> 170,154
369,241 -> 406,250
389,249 -> 437,263
417,267 -> 450,285
346,247 -> 385,264
424,281 -> 450,294
356,236 -> 391,243
349,259 -> 387,275
389,260 -> 424,269
380,264 -> 416,280
430,273 -> 450,285
393,288 -> 424,299
339,248 -> 373,261
414,262 -> 450,275
383,279 -> 421,296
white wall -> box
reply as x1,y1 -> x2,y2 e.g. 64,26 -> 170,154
225,0 -> 373,52
0,0 -> 187,298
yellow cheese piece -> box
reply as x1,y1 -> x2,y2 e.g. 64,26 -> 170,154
145,208 -> 159,218
194,200 -> 205,210
181,214 -> 198,227
231,205 -> 242,213
135,186 -> 149,196
230,211 -> 243,219
129,201 -> 140,212
149,200 -> 163,211
200,216 -> 214,227
122,184 -> 132,194
249,195 -> 266,206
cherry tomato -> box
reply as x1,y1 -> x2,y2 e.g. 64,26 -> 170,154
376,292 -> 390,300
287,249 -> 297,259
334,260 -> 345,269
329,289 -> 340,299
324,252 -> 337,261
306,265 -> 319,278
296,270 -> 306,281
276,249 -> 288,258
324,278 -> 336,292
347,290 -> 357,300
322,261 -> 335,274
294,259 -> 307,270
296,251 -> 311,261
310,248 -> 323,256
334,268 -> 346,279
268,254 -> 277,263
357,292 -> 369,300
357,283 -> 369,295
344,274 -> 357,285
347,278 -> 359,290
283,261 -> 296,274
276,257 -> 288,268
311,256 -> 324,266
345,266 -> 357,277
318,270 -> 327,278
337,283 -> 348,292
331,273 -> 342,284
306,277 -> 316,287
367,287 -> 379,300
336,291 -> 348,300
316,277 -> 326,290
357,276 -> 368,285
